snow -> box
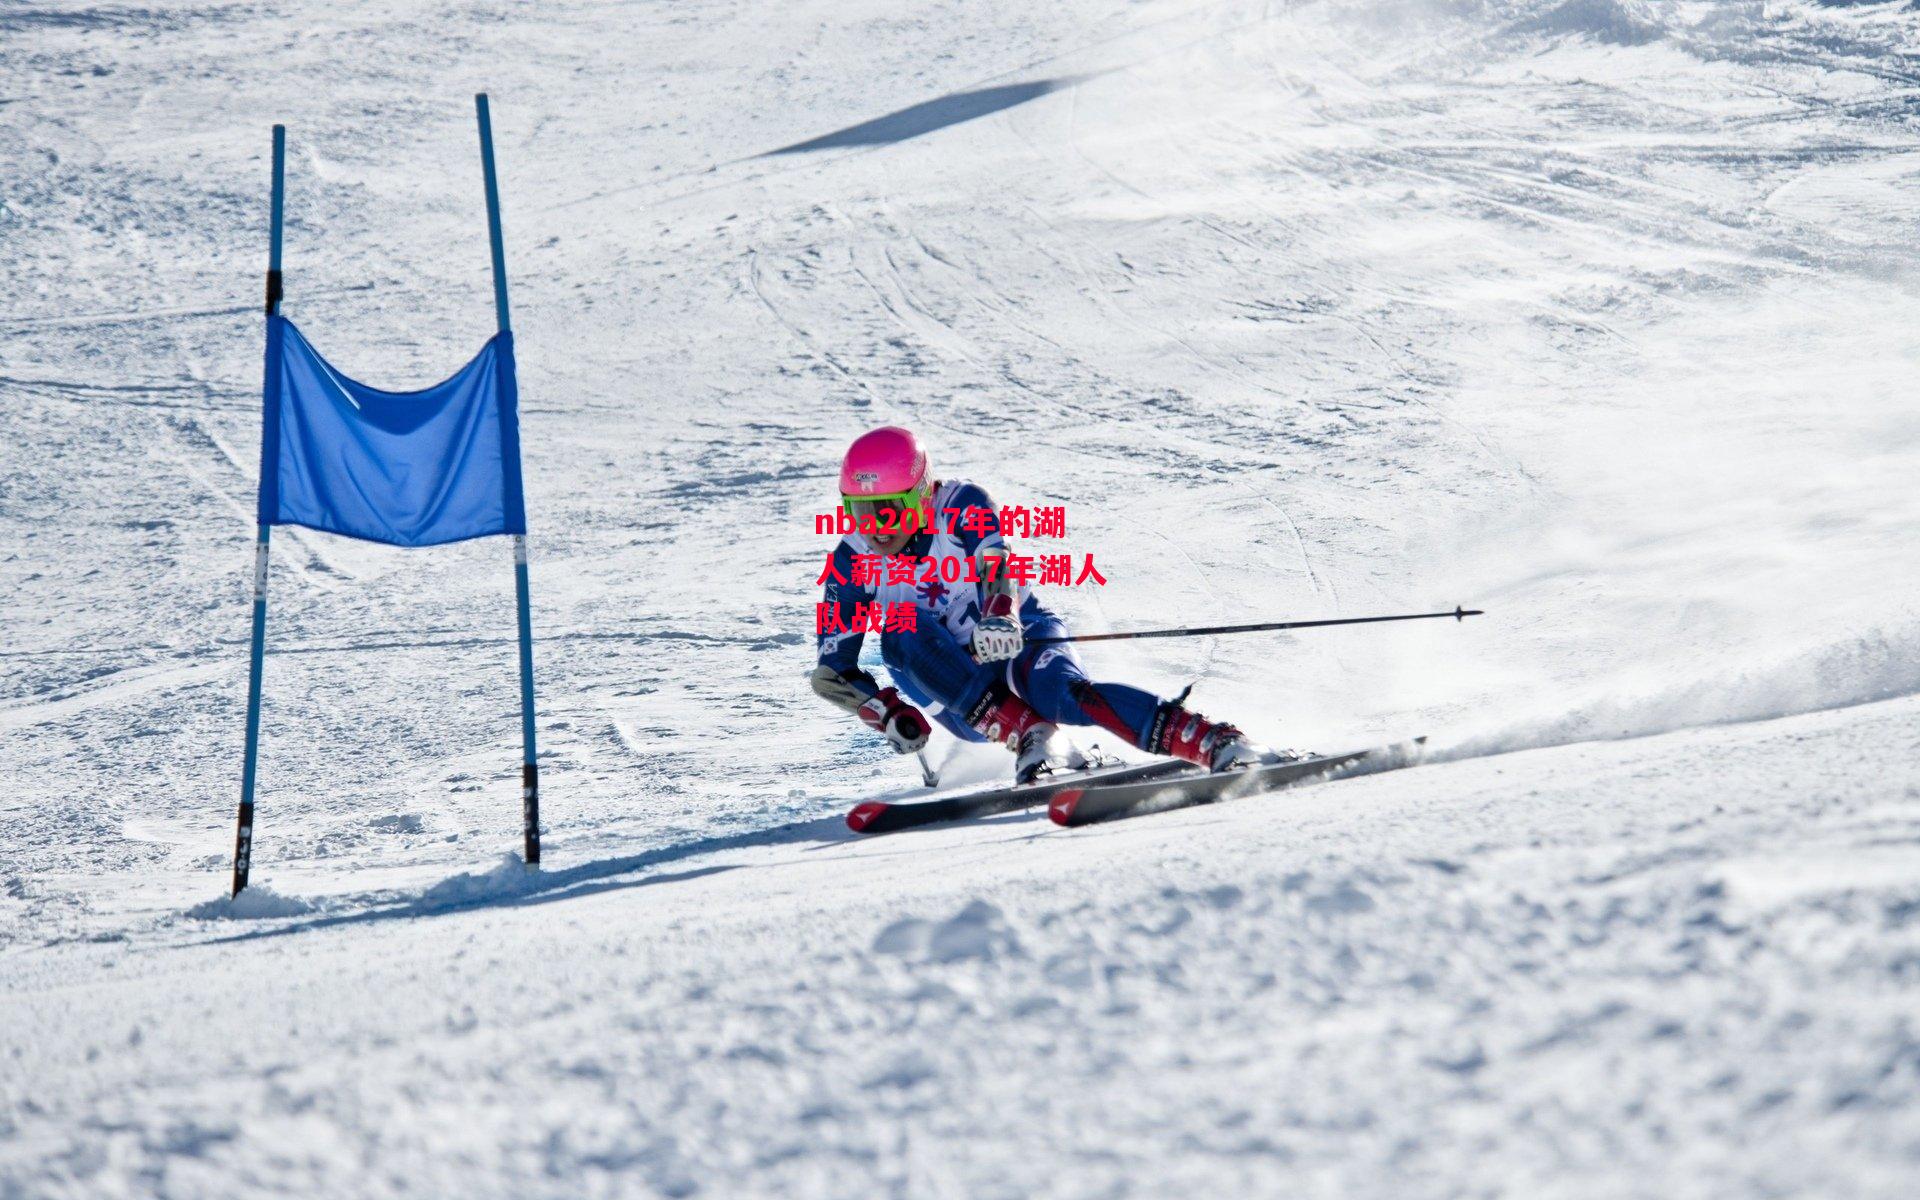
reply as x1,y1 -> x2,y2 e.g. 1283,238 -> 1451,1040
183,881 -> 314,921
4,0 -> 1920,1195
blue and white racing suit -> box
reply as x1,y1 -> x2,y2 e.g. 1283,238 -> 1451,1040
815,479 -> 1174,750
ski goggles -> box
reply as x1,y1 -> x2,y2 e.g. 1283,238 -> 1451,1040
840,485 -> 932,530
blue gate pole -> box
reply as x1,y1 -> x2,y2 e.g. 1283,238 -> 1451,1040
233,123 -> 286,896
477,93 -> 541,866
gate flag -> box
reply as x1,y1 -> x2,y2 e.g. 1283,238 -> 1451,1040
258,315 -> 527,548
232,97 -> 543,899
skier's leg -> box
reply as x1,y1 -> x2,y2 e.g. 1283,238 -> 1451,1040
882,613 -> 997,742
885,610 -> 1069,779
1010,614 -> 1292,769
1010,639 -> 1164,748
1003,610 -> 1155,743
884,610 -> 1053,745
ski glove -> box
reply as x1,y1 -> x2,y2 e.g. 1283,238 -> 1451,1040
857,687 -> 931,755
970,592 -> 1023,663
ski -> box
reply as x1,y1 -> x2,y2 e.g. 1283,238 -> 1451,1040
1048,739 -> 1424,827
847,758 -> 1198,834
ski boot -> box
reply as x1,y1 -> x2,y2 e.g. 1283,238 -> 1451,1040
1014,724 -> 1090,785
1156,703 -> 1312,773
968,685 -> 1088,785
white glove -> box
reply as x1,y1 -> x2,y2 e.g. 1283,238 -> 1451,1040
970,594 -> 1023,663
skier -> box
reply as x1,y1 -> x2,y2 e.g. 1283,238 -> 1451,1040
811,426 -> 1301,784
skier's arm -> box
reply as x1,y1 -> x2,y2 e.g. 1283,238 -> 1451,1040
808,663 -> 881,711
815,539 -> 869,677
947,483 -> 1022,664
976,546 -> 1017,608
971,547 -> 1021,662
808,663 -> 929,754
811,540 -> 929,754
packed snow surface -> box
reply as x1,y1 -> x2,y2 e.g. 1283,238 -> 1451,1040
5,0 -> 1920,1195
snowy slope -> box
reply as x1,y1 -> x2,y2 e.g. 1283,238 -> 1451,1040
4,0 -> 1920,1195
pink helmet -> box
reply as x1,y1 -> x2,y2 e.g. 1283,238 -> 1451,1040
839,426 -> 929,500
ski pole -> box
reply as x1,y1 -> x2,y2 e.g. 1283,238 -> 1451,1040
915,748 -> 939,788
1028,606 -> 1483,646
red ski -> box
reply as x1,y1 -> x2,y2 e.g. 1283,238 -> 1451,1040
847,759 -> 1196,835
1049,740 -> 1423,827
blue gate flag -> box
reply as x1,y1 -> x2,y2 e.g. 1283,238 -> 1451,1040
258,316 -> 527,547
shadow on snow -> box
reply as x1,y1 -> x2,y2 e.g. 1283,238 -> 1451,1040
764,77 -> 1085,154
188,815 -> 851,945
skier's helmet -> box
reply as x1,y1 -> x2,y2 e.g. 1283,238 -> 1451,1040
839,426 -> 932,526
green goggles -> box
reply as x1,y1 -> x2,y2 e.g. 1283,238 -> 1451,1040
840,487 -> 932,529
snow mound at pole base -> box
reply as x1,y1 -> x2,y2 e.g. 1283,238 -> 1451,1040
185,884 -> 315,921
418,853 -> 544,907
